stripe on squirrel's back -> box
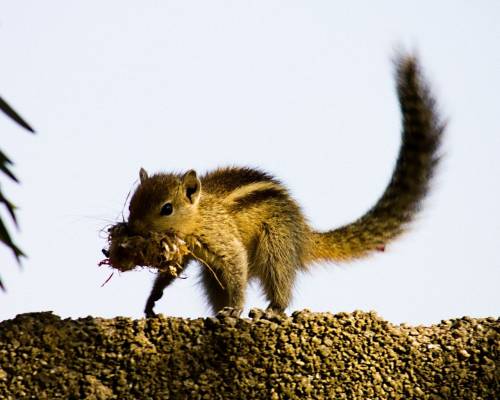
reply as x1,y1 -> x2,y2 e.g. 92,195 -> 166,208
201,167 -> 280,195
229,187 -> 288,211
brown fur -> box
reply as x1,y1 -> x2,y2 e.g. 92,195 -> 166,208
126,54 -> 445,317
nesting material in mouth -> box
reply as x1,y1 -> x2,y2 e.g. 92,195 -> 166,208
99,223 -> 189,277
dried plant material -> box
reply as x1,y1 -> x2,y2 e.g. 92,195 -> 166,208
100,223 -> 189,276
100,272 -> 115,287
100,223 -> 226,289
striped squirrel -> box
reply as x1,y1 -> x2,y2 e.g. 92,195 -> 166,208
125,54 -> 444,318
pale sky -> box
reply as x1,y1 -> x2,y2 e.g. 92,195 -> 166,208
1,1 -> 499,325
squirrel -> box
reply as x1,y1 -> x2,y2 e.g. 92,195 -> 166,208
124,54 -> 444,318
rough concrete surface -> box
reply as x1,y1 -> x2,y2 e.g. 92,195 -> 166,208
0,310 -> 498,399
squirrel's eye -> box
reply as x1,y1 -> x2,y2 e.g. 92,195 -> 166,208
160,203 -> 173,216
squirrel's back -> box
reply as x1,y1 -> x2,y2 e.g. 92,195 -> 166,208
200,167 -> 310,266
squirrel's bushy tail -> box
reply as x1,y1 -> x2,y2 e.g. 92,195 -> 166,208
308,54 -> 445,263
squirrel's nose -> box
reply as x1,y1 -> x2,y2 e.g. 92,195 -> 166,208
102,248 -> 110,257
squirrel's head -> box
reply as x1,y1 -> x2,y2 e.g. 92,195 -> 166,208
127,168 -> 201,236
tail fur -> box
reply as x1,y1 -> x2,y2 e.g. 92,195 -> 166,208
309,54 -> 445,262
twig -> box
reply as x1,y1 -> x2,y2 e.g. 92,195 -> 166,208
100,272 -> 115,287
188,250 -> 225,290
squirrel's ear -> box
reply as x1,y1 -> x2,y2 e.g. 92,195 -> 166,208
182,170 -> 201,204
139,168 -> 148,184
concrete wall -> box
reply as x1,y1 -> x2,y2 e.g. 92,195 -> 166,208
0,310 -> 498,399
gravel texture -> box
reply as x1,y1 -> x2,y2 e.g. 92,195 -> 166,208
0,310 -> 498,399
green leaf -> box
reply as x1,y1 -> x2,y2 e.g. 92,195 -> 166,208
0,95 -> 35,133
0,190 -> 18,226
0,216 -> 24,261
0,94 -> 35,291
0,150 -> 19,182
